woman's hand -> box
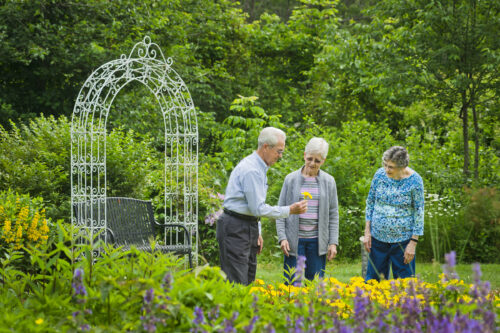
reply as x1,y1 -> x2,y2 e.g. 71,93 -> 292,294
404,241 -> 416,264
257,234 -> 264,255
363,228 -> 372,253
280,239 -> 290,257
327,244 -> 337,261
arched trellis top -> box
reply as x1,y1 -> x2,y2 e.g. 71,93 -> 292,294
72,36 -> 197,135
70,36 -> 198,264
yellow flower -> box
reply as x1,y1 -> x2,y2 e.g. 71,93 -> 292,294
254,279 -> 265,286
3,219 -> 11,235
15,224 -> 23,240
249,286 -> 267,294
302,192 -> 312,200
35,318 -> 44,325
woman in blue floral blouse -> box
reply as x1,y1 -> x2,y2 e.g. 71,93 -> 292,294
363,146 -> 424,281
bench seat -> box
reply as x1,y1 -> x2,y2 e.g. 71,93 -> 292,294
74,197 -> 193,267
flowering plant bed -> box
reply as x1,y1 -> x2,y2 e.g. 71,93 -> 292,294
190,253 -> 499,332
0,222 -> 497,332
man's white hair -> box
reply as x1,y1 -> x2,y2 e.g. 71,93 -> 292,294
305,137 -> 329,159
258,127 -> 286,149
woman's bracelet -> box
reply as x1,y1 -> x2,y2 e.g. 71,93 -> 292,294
410,238 -> 419,243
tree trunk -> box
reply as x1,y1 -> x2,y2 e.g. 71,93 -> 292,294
460,92 -> 470,177
472,103 -> 479,179
249,0 -> 255,21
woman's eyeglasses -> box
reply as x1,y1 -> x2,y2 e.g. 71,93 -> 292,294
382,161 -> 400,170
306,157 -> 323,164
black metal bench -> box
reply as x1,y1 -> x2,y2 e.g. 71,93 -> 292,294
74,197 -> 192,268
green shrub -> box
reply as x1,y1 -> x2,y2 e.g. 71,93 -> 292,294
458,187 -> 500,263
0,116 -> 71,221
0,115 -> 182,217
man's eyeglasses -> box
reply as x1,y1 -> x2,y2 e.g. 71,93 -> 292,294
269,146 -> 284,155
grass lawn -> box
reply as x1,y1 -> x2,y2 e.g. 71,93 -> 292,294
256,259 -> 500,290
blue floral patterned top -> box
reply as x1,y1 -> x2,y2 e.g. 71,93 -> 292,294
365,168 -> 424,243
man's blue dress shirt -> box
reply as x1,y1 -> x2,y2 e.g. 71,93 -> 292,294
224,152 -> 290,220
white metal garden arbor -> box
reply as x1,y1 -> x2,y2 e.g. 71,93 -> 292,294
70,36 -> 198,264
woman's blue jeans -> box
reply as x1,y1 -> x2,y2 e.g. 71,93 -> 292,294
284,238 -> 326,284
366,236 -> 416,282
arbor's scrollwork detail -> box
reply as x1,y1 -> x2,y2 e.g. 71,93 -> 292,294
71,36 -> 198,264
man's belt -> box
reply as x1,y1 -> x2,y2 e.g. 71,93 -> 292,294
223,208 -> 259,222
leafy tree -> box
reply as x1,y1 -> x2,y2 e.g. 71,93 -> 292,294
236,0 -> 299,22
237,0 -> 339,125
371,0 -> 500,178
0,0 -> 251,131
336,0 -> 378,25
0,0 -> 116,127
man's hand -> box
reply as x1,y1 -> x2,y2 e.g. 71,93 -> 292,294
404,240 -> 416,264
327,244 -> 337,261
257,234 -> 264,255
280,239 -> 290,257
289,200 -> 308,214
363,228 -> 372,253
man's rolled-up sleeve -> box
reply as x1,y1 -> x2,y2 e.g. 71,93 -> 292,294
243,170 -> 289,219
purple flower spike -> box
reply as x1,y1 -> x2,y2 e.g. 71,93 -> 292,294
74,268 -> 83,280
244,315 -> 259,333
353,288 -> 371,329
193,306 -> 205,325
144,288 -> 155,304
222,311 -> 239,333
294,316 -> 304,333
72,268 -> 87,298
80,324 -> 91,331
208,305 -> 220,321
443,251 -> 459,281
264,324 -> 276,333
294,255 -> 307,286
339,326 -> 353,333
162,272 -> 174,291
472,263 -> 482,284
445,251 -> 456,268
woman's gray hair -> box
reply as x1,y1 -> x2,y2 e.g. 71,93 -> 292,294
258,127 -> 286,148
382,146 -> 409,168
305,137 -> 329,159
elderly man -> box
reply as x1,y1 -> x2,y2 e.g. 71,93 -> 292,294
217,127 -> 308,285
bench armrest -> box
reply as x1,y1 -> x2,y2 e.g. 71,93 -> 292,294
153,222 -> 191,247
106,227 -> 116,243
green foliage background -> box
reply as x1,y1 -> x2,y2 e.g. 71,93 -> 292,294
0,0 -> 499,264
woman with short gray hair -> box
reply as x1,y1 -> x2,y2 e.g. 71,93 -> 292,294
305,137 -> 329,159
363,146 -> 425,281
276,137 -> 339,283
